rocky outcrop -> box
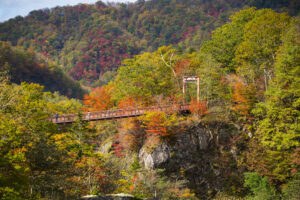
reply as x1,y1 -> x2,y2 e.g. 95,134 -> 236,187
139,143 -> 171,169
138,122 -> 240,199
138,123 -> 214,170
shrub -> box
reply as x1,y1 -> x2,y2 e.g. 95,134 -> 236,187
244,172 -> 278,200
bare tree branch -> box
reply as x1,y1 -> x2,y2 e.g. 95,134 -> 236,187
160,52 -> 180,88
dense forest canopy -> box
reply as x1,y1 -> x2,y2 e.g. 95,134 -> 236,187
0,0 -> 299,86
0,41 -> 86,98
0,0 -> 299,199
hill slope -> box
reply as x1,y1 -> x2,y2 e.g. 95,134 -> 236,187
0,0 -> 298,85
0,41 -> 86,98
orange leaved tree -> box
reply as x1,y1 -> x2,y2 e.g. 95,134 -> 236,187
118,97 -> 138,109
140,111 -> 181,140
229,75 -> 256,121
189,98 -> 209,117
83,86 -> 113,112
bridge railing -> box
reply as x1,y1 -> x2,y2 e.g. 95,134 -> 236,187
50,104 -> 191,124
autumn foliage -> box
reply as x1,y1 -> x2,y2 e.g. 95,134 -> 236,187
142,112 -> 168,138
174,59 -> 191,77
229,75 -> 256,120
117,119 -> 145,152
140,111 -> 181,141
75,156 -> 109,194
83,86 -> 113,112
189,99 -> 209,117
118,97 -> 138,109
1,5 -> 299,200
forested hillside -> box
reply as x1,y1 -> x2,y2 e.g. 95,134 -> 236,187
0,0 -> 299,86
0,41 -> 86,98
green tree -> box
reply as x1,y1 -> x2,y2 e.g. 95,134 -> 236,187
244,172 -> 278,200
248,19 -> 300,184
235,10 -> 292,89
0,82 -> 85,199
192,52 -> 228,102
252,20 -> 299,151
112,46 -> 178,104
201,8 -> 266,72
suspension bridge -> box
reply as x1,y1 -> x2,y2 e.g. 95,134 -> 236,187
51,104 -> 191,124
51,76 -> 201,124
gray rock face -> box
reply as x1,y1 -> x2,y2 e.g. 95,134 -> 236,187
138,125 -> 212,169
152,143 -> 171,166
138,122 -> 239,199
197,129 -> 211,150
99,141 -> 113,153
138,148 -> 154,169
139,143 -> 170,169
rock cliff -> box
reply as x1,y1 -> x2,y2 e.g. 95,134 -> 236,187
138,122 -> 241,198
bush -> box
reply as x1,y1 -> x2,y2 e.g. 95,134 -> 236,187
282,176 -> 300,200
0,187 -> 23,200
244,172 -> 278,200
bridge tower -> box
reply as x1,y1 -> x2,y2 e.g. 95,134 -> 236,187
182,76 -> 199,104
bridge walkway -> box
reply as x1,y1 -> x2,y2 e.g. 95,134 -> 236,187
51,104 -> 190,124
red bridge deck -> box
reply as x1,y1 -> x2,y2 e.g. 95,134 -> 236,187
51,104 -> 190,124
